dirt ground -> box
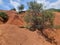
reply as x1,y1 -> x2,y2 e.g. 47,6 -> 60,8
0,10 -> 59,45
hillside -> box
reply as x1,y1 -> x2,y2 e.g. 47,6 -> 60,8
0,10 -> 59,45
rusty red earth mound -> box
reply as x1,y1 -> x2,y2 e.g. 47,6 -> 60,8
0,10 -> 59,45
0,24 -> 59,45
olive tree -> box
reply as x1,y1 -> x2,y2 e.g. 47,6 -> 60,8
24,1 -> 55,44
18,4 -> 24,12
24,1 -> 54,31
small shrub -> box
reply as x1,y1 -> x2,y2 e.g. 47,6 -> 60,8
42,11 -> 55,29
18,4 -> 24,13
54,25 -> 60,29
0,12 -> 8,23
11,8 -> 16,11
24,1 -> 56,44
24,1 -> 54,30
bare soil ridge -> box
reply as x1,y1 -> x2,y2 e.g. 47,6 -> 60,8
0,10 -> 59,45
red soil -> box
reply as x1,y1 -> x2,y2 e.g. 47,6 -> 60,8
54,12 -> 60,25
6,11 -> 26,26
0,10 -> 59,45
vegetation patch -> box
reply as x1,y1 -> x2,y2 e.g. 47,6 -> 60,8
0,12 -> 8,23
54,25 -> 60,29
48,8 -> 60,12
24,1 -> 57,45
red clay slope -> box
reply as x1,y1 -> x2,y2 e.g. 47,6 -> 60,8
0,11 -> 59,45
0,24 -> 58,45
5,10 -> 26,26
54,12 -> 60,25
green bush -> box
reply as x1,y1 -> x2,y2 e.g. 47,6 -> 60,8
54,25 -> 60,29
0,12 -> 8,23
42,11 -> 55,28
24,1 -> 54,31
18,4 -> 24,13
11,8 -> 16,11
24,1 -> 56,44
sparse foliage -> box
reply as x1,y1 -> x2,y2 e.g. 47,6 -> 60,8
11,8 -> 16,11
19,4 -> 24,12
24,1 -> 56,44
25,1 -> 43,30
25,1 -> 54,30
11,4 -> 24,13
0,12 -> 8,23
24,1 -> 54,30
41,10 -> 55,29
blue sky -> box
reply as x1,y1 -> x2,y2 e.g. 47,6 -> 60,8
0,0 -> 60,10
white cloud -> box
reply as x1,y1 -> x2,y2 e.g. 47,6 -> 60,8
36,0 -> 60,9
23,8 -> 27,11
10,0 -> 21,12
36,0 -> 50,9
36,0 -> 45,3
48,0 -> 60,9
0,0 -> 3,4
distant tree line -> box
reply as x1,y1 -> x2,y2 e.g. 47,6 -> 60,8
48,8 -> 60,12
11,4 -> 24,13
